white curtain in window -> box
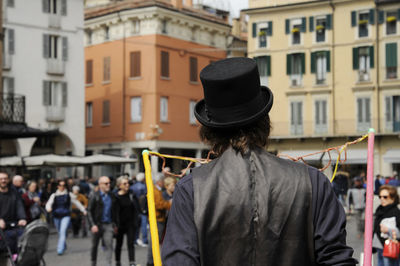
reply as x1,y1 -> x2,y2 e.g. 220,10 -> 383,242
131,97 -> 142,122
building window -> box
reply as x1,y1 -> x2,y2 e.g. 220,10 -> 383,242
104,26 -> 110,40
130,97 -> 142,122
86,102 -> 93,127
6,0 -> 14,7
386,11 -> 397,35
189,57 -> 198,82
358,11 -> 370,38
290,101 -> 303,135
189,100 -> 196,125
286,18 -> 305,45
385,96 -> 400,132
43,81 -> 67,107
103,56 -> 111,82
254,56 -> 271,86
131,20 -> 140,35
311,51 -> 330,85
161,51 -> 169,78
161,20 -> 167,34
86,30 -> 92,45
86,60 -> 93,85
43,34 -> 68,61
386,43 -> 397,79
2,77 -> 14,95
357,97 -> 371,132
315,17 -> 326,43
287,53 -> 305,87
160,97 -> 168,122
102,100 -> 110,124
3,28 -> 15,55
253,22 -> 271,48
130,52 -> 141,78
43,0 -> 67,15
353,46 -> 374,82
315,99 -> 327,134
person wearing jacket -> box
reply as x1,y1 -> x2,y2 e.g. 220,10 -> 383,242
131,172 -> 148,247
162,57 -> 357,266
347,177 -> 366,238
114,176 -> 140,266
373,185 -> 400,266
22,181 -> 41,223
45,179 -> 86,255
87,176 -> 115,266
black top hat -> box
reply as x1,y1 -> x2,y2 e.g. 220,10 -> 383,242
194,57 -> 273,128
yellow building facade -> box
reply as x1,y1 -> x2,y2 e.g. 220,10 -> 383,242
245,0 -> 400,178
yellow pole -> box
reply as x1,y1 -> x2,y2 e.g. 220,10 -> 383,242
142,150 -> 162,266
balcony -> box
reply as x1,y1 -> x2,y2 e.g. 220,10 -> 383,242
0,93 -> 25,123
49,14 -> 61,28
46,106 -> 65,122
47,59 -> 65,75
3,54 -> 12,70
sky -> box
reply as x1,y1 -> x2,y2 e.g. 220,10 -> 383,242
194,0 -> 249,18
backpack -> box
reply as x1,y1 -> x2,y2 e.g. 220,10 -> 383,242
16,219 -> 49,266
138,194 -> 148,215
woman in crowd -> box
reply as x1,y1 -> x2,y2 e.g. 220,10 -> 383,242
114,176 -> 140,266
71,185 -> 88,237
22,181 -> 41,223
45,179 -> 87,255
162,177 -> 176,201
373,185 -> 400,266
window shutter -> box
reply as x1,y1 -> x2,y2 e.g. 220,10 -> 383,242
161,51 -> 169,78
301,17 -> 306,32
290,102 -> 295,125
135,52 -> 141,77
8,29 -> 14,55
267,56 -> 271,76
353,47 -> 359,69
369,9 -> 375,25
326,50 -> 331,72
286,54 -> 292,75
322,100 -> 327,124
42,0 -> 49,13
309,16 -> 314,32
311,52 -> 316,73
267,21 -> 272,36
301,53 -> 305,74
398,9 -> 400,21
43,34 -> 49,58
298,102 -> 303,126
315,101 -> 320,124
386,43 -> 398,67
351,11 -> 356,27
252,23 -> 257,38
285,19 -> 290,34
369,46 -> 374,68
378,11 -> 385,24
326,14 -> 332,30
7,0 -> 14,7
130,52 -> 141,77
61,0 -> 67,16
86,60 -> 93,84
385,96 -> 393,130
62,37 -> 68,61
8,78 -> 14,94
357,98 -> 362,123
43,81 -> 50,106
62,82 -> 67,107
365,98 -> 371,123
190,57 -> 198,82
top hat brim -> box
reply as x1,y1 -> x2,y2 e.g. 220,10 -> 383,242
194,86 -> 273,129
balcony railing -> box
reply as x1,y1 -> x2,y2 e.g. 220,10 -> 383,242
3,54 -> 12,70
0,93 -> 25,123
47,59 -> 65,75
46,106 -> 65,122
49,14 -> 61,28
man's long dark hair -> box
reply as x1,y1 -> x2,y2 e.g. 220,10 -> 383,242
199,114 -> 271,156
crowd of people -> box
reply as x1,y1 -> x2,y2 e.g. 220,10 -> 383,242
0,169 -> 177,266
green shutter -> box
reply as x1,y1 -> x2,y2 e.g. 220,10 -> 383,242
378,10 -> 384,24
386,43 -> 398,67
309,16 -> 314,32
351,11 -> 356,27
326,50 -> 331,72
252,23 -> 257,38
285,19 -> 290,34
301,53 -> 305,74
369,9 -> 375,25
369,46 -> 374,68
353,47 -> 359,69
311,52 -> 316,73
398,9 -> 400,20
301,17 -> 306,32
267,56 -> 271,76
268,21 -> 273,36
326,14 -> 332,30
287,54 -> 292,75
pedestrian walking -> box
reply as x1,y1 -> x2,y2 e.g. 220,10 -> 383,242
162,57 -> 357,265
114,176 -> 140,266
347,177 -> 366,238
131,173 -> 148,247
71,186 -> 88,237
87,176 -> 115,266
21,181 -> 41,223
45,179 -> 87,255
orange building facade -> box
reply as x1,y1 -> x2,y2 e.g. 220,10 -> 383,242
84,0 -> 230,175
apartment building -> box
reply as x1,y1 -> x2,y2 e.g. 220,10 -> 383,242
84,0 -> 230,176
1,0 -> 85,162
245,0 -> 400,177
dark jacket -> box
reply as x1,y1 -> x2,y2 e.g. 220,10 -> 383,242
87,190 -> 116,228
114,190 -> 140,228
374,203 -> 400,246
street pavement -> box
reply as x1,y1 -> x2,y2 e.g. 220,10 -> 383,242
42,214 -> 370,266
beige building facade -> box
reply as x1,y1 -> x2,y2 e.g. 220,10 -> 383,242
245,0 -> 400,178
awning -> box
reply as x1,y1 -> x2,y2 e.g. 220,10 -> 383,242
278,150 -> 325,161
22,154 -> 83,166
0,123 -> 59,139
0,156 -> 22,166
81,154 -> 137,165
383,149 -> 400,163
322,149 -> 368,164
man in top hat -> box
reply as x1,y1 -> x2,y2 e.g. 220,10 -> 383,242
162,57 -> 357,265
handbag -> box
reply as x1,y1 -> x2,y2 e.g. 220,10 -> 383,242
383,239 -> 400,259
